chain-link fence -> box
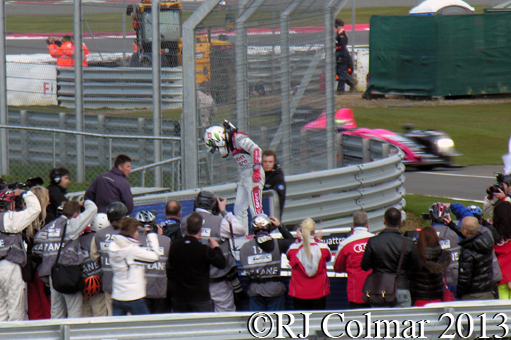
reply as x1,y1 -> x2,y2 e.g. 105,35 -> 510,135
3,0 -> 181,188
195,0 -> 332,186
2,0 -> 342,190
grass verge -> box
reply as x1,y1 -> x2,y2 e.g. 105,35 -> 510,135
350,103 -> 511,166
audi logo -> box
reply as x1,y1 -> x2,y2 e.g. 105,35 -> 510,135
353,243 -> 367,253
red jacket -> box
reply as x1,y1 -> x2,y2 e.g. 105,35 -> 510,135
286,237 -> 331,299
495,238 -> 511,284
333,227 -> 374,304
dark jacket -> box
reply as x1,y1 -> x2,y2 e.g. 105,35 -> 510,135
84,167 -> 134,214
264,165 -> 286,217
161,217 -> 183,242
457,231 -> 494,297
361,228 -> 419,290
167,235 -> 226,302
46,182 -> 68,223
410,246 -> 451,301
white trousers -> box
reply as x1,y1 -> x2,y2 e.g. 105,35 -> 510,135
210,280 -> 235,312
82,292 -> 107,317
0,260 -> 26,321
50,277 -> 83,319
234,170 -> 265,230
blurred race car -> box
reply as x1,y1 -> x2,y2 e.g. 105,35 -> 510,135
301,108 -> 461,168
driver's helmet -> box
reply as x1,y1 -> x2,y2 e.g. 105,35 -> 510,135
204,126 -> 229,158
251,214 -> 272,234
90,213 -> 110,232
467,205 -> 483,221
136,210 -> 157,227
428,202 -> 450,223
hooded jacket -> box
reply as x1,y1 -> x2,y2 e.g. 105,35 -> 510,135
410,246 -> 451,301
109,232 -> 160,301
287,237 -> 331,299
457,231 -> 494,298
46,182 -> 68,224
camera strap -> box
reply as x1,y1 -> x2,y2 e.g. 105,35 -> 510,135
228,219 -> 236,251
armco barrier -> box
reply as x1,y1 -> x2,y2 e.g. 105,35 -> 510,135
57,67 -> 183,110
131,139 -> 405,234
1,300 -> 510,340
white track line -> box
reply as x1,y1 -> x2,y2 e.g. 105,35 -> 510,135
414,172 -> 495,180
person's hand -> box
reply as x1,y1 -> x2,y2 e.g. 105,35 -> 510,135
156,224 -> 163,236
269,216 -> 280,228
495,189 -> 506,200
209,238 -> 219,248
13,189 -> 24,196
443,214 -> 452,225
217,197 -> 226,212
252,167 -> 261,182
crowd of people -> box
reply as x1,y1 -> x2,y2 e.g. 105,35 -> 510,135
1,128 -> 511,322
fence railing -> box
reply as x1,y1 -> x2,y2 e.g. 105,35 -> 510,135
2,300 -> 509,340
0,121 -> 182,190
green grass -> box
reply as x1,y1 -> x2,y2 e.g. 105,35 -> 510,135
350,103 -> 511,166
6,5 -> 492,33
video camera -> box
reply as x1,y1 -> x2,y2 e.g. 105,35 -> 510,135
6,177 -> 43,190
2,177 -> 43,211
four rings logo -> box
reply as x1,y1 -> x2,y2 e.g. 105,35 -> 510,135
353,243 -> 367,253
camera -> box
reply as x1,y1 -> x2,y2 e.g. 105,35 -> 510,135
6,177 -> 43,190
487,183 -> 505,197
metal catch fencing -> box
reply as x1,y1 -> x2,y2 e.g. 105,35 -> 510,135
0,110 -> 181,189
1,300 -> 509,340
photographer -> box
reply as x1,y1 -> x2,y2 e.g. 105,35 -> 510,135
427,203 -> 460,296
0,188 -> 41,321
180,190 -> 245,312
109,217 -> 160,316
135,210 -> 171,314
484,174 -> 511,217
167,212 -> 226,313
239,214 -> 294,311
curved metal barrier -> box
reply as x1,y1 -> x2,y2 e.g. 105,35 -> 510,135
1,300 -> 509,340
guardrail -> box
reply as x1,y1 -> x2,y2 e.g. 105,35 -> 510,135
57,67 -> 183,110
132,138 -> 405,234
2,300 -> 509,340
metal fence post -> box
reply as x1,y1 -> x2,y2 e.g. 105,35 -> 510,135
0,1 -> 8,176
74,0 -> 85,183
152,0 -> 162,187
382,143 -> 390,159
362,138 -> 371,163
181,0 -> 221,189
20,110 -> 28,164
97,115 -> 106,166
138,118 -> 147,167
59,112 -> 67,165
280,0 -> 303,176
235,0 -> 265,133
325,0 -> 339,170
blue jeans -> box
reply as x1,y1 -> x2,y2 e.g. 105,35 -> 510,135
113,298 -> 150,316
249,295 -> 285,312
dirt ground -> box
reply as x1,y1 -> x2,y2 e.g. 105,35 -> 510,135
337,92 -> 511,108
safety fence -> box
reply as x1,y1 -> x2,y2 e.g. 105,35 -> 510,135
1,300 -> 510,340
131,137 -> 405,233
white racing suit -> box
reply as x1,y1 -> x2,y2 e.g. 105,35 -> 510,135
231,132 -> 265,230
